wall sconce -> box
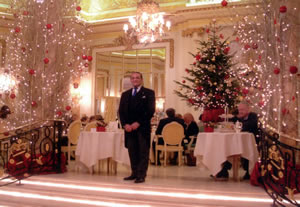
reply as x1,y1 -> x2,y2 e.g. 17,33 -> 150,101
0,73 -> 16,95
156,98 -> 165,112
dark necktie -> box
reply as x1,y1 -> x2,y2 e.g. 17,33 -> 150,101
133,87 -> 137,96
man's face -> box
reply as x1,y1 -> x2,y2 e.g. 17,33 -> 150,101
238,104 -> 249,118
130,73 -> 143,88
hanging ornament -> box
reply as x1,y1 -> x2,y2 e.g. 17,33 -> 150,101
44,58 -> 49,64
235,37 -> 239,42
282,108 -> 288,115
273,67 -> 280,75
182,80 -> 186,83
21,47 -> 26,52
206,28 -> 210,33
195,54 -> 201,60
244,44 -> 250,50
84,63 -> 89,67
223,47 -> 230,54
196,86 -> 203,91
15,27 -> 21,33
82,55 -> 87,60
242,88 -> 249,95
76,6 -> 81,11
28,69 -> 35,75
274,19 -> 277,25
221,0 -> 228,7
258,100 -> 265,107
3,132 -> 9,136
279,5 -> 287,13
46,24 -> 52,29
219,34 -> 224,39
23,11 -> 29,16
10,93 -> 16,99
252,43 -> 258,49
56,111 -> 63,117
67,62 -> 72,67
87,56 -> 93,62
289,66 -> 298,74
65,106 -> 71,111
31,101 -> 37,107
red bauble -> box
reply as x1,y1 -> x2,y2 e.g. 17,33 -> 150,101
282,108 -> 288,115
279,5 -> 287,13
3,132 -> 9,136
206,28 -> 210,33
219,34 -> 224,39
188,98 -> 195,104
274,19 -> 277,25
195,54 -> 201,60
252,43 -> 258,49
23,11 -> 29,16
289,66 -> 298,74
76,6 -> 81,11
258,101 -> 265,107
196,86 -> 203,91
21,47 -> 26,52
244,44 -> 250,50
67,62 -> 72,67
221,0 -> 228,7
235,37 -> 239,42
84,63 -> 89,67
242,88 -> 249,95
46,24 -> 52,29
73,82 -> 79,89
65,105 -> 71,111
44,58 -> 49,64
15,27 -> 21,33
56,111 -> 63,117
31,101 -> 37,107
87,56 -> 93,62
10,93 -> 16,99
273,68 -> 280,75
223,47 -> 230,54
28,69 -> 35,75
182,80 -> 186,83
193,62 -> 196,65
82,55 -> 87,60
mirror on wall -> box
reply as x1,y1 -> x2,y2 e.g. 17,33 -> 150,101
95,48 -> 166,120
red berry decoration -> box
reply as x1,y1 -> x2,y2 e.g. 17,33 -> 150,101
31,101 -> 37,107
279,5 -> 287,13
46,24 -> 52,29
15,27 -> 21,33
195,54 -> 201,60
56,111 -> 62,116
242,88 -> 249,95
223,47 -> 230,54
87,56 -> 93,62
73,82 -> 79,89
44,58 -> 49,64
76,6 -> 81,11
65,105 -> 71,111
82,55 -> 87,60
28,69 -> 35,75
244,44 -> 250,50
10,93 -> 16,99
273,67 -> 280,75
289,66 -> 298,74
221,0 -> 228,7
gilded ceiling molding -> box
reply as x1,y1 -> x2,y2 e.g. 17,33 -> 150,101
91,38 -> 174,68
182,27 -> 205,38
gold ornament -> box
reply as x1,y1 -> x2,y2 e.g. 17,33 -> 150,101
213,82 -> 217,85
238,96 -> 244,101
195,80 -> 199,84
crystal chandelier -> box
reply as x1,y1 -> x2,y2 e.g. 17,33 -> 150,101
123,0 -> 171,44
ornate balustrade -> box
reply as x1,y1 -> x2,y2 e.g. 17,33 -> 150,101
0,120 -> 66,186
259,128 -> 300,206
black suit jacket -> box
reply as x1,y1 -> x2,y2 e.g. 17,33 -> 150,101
155,117 -> 186,135
118,86 -> 155,148
231,112 -> 258,136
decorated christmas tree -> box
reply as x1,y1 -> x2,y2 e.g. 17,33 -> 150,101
174,23 -> 241,119
0,0 -> 90,130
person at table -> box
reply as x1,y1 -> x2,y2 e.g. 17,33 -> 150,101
0,105 -> 11,135
216,102 -> 258,180
118,72 -> 155,184
171,113 -> 199,164
153,108 -> 185,165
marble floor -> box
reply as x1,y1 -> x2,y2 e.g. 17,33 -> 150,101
0,162 -> 297,207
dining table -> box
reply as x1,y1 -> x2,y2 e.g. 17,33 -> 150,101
194,132 -> 259,181
75,130 -> 130,173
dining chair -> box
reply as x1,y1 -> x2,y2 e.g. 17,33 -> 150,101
155,121 -> 185,166
61,120 -> 81,169
83,121 -> 97,131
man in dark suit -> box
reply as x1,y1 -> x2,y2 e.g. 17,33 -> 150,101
153,108 -> 185,165
118,72 -> 155,184
216,102 -> 258,180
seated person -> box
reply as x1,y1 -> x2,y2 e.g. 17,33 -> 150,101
95,114 -> 107,127
183,113 -> 199,147
80,115 -> 88,127
89,115 -> 96,123
175,113 -> 183,119
216,102 -> 258,180
153,108 -> 185,165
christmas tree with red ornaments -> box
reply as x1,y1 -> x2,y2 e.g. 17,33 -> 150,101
174,23 -> 242,114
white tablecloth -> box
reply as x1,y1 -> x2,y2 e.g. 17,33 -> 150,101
75,131 -> 130,168
194,132 -> 259,176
